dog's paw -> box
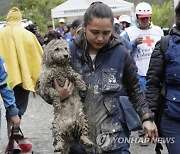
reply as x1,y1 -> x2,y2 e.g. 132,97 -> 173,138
80,135 -> 94,147
54,141 -> 64,152
81,86 -> 87,91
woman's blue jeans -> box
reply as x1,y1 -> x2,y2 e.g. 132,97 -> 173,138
160,113 -> 180,154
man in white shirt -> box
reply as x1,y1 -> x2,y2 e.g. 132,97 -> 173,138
122,2 -> 164,146
122,2 -> 164,93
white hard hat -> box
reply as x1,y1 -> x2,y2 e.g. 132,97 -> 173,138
135,2 -> 152,18
119,15 -> 131,24
114,18 -> 119,24
59,18 -> 65,23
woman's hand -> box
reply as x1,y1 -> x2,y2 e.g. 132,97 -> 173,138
143,120 -> 158,143
11,115 -> 20,128
54,79 -> 74,101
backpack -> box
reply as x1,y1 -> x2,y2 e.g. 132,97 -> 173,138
155,35 -> 170,154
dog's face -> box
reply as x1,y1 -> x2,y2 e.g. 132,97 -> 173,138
43,39 -> 70,66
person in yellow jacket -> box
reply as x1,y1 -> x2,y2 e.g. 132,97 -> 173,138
0,7 -> 43,136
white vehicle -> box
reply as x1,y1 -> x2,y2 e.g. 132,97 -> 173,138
21,19 -> 33,28
0,19 -> 33,30
0,21 -> 6,30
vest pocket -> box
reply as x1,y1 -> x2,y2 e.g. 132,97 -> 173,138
98,98 -> 126,152
100,116 -> 123,133
103,98 -> 118,115
166,86 -> 180,101
166,67 -> 180,86
101,97 -> 124,133
102,68 -> 120,92
165,86 -> 180,119
98,117 -> 125,152
101,97 -> 123,133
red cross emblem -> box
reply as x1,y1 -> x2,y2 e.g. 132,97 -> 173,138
143,36 -> 154,46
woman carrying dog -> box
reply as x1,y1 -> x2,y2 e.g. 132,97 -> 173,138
54,2 -> 157,154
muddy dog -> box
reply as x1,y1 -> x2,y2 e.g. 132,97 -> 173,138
38,39 -> 93,153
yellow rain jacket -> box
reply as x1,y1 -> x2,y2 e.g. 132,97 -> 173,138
0,7 -> 43,92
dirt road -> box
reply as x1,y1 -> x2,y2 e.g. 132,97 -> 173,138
0,94 -> 168,154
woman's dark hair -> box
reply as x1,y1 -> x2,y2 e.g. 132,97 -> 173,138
175,1 -> 180,29
83,2 -> 114,26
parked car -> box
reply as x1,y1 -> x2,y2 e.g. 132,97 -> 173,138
0,21 -> 6,30
0,19 -> 33,30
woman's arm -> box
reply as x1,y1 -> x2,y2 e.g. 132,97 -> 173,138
122,51 -> 154,122
122,51 -> 158,141
145,41 -> 165,112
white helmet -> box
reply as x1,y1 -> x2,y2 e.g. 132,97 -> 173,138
135,2 -> 152,18
118,15 -> 131,24
59,18 -> 65,23
114,18 -> 119,24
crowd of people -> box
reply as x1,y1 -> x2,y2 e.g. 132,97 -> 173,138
0,1 -> 179,154
24,18 -> 83,47
0,7 -> 43,139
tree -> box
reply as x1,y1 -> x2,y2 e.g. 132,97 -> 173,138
151,1 -> 174,28
11,0 -> 66,33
